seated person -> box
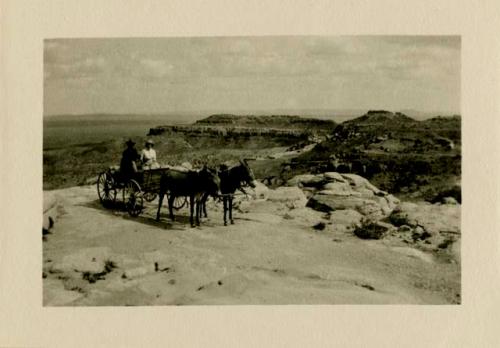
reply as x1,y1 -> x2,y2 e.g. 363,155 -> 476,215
120,139 -> 140,181
141,139 -> 160,169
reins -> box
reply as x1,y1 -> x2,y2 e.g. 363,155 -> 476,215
212,183 -> 253,204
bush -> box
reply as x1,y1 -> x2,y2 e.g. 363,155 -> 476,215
389,212 -> 409,227
353,219 -> 389,239
425,185 -> 462,204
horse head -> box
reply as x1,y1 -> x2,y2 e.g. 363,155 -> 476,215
239,159 -> 257,188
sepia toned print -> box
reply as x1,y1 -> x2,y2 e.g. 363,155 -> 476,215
43,36 -> 461,305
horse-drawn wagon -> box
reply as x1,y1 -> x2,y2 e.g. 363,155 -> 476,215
96,166 -> 186,217
96,159 -> 256,227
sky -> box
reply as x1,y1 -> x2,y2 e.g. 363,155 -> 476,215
44,36 -> 460,116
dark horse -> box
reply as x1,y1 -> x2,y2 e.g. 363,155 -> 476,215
203,159 -> 256,226
156,167 -> 220,227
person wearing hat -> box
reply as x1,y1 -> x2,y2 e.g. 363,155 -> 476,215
120,139 -> 140,180
140,139 -> 159,169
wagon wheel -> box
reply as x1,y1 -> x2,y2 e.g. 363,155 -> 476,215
123,180 -> 144,217
172,196 -> 187,210
97,172 -> 116,207
143,191 -> 157,202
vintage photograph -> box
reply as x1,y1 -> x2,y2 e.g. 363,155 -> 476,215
43,36 -> 461,305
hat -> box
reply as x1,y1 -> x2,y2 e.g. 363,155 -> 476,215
125,139 -> 135,146
146,139 -> 155,145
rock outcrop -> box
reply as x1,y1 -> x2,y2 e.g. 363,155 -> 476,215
267,186 -> 308,209
43,192 -> 63,235
285,172 -> 400,220
283,172 -> 460,257
286,174 -> 326,188
253,181 -> 270,200
389,201 -> 461,250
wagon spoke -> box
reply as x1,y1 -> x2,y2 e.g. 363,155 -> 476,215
123,180 -> 144,217
97,172 -> 117,207
143,192 -> 157,202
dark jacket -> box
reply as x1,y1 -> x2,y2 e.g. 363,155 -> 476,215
120,147 -> 140,178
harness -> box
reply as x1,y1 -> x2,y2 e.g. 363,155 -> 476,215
215,182 -> 253,203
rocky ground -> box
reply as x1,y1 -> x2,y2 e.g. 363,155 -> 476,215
42,172 -> 460,305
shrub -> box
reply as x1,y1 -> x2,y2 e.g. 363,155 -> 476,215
389,212 -> 409,227
353,219 -> 389,240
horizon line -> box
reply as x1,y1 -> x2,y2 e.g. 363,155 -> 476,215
43,108 -> 461,118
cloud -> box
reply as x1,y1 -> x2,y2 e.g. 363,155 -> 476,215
44,37 -> 461,115
138,58 -> 174,79
380,36 -> 460,51
44,40 -> 80,65
45,56 -> 107,81
44,36 -> 459,84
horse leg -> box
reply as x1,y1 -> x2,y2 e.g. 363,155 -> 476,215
196,199 -> 201,226
195,200 -> 199,225
168,195 -> 175,221
229,196 -> 234,224
202,193 -> 208,218
194,194 -> 200,226
223,198 -> 228,226
190,195 -> 195,227
156,190 -> 164,221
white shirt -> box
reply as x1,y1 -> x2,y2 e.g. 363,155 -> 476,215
141,148 -> 157,166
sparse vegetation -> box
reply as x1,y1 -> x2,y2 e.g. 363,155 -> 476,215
43,114 -> 334,189
292,111 -> 461,200
353,219 -> 389,240
81,260 -> 118,284
44,111 -> 461,203
389,212 -> 410,227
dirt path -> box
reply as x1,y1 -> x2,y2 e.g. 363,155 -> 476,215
43,186 -> 460,305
